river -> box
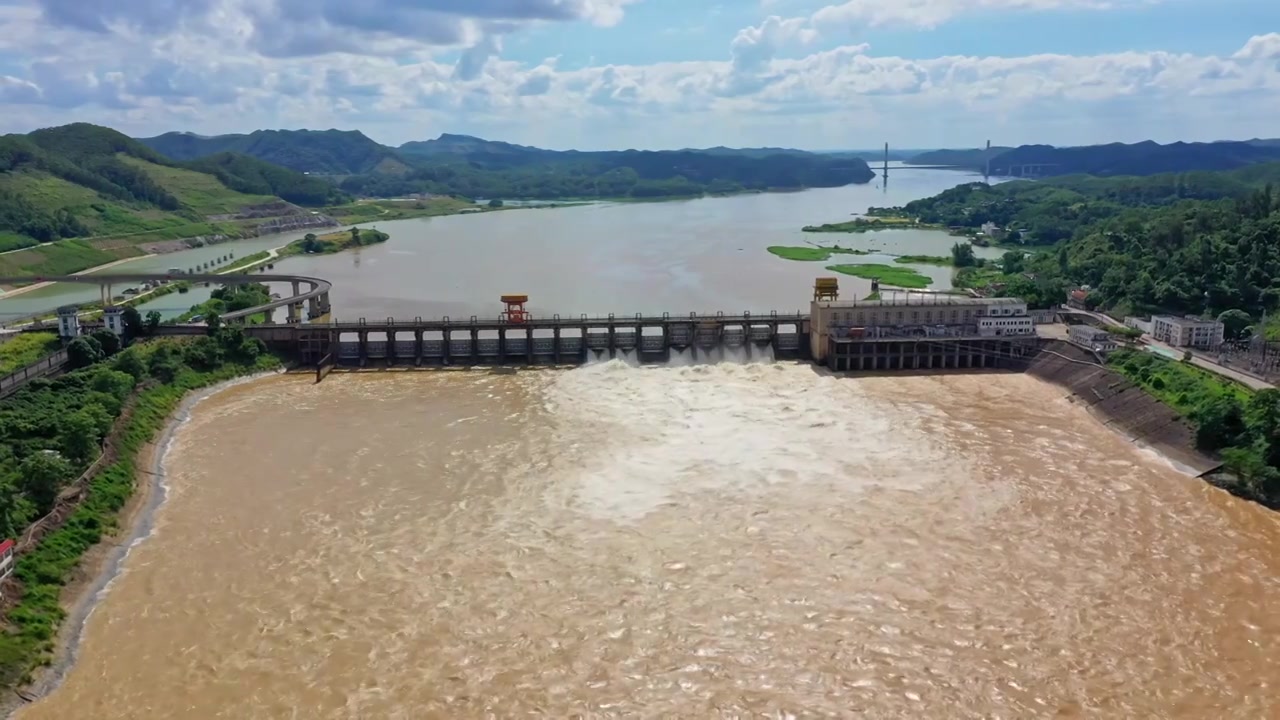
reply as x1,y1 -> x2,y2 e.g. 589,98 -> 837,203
13,168 -> 1280,719
0,163 -> 998,323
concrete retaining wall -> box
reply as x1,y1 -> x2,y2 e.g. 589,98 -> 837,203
1024,341 -> 1220,476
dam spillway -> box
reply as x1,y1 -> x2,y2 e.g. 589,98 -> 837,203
219,313 -> 813,370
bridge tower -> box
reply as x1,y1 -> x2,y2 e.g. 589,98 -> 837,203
883,142 -> 889,188
500,294 -> 530,324
984,139 -> 992,184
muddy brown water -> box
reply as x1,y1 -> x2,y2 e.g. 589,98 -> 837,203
16,363 -> 1280,719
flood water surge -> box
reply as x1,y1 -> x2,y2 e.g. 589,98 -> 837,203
16,365 -> 1280,719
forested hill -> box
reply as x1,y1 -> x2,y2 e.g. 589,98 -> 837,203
140,129 -> 878,200
891,162 -> 1280,317
0,123 -> 341,254
905,146 -> 1013,167
139,129 -> 411,176
908,139 -> 1280,177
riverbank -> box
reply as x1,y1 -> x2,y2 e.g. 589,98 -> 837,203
802,216 -> 945,234
0,334 -> 281,707
281,228 -> 389,257
1024,341 -> 1219,476
3,369 -> 282,718
0,255 -> 158,297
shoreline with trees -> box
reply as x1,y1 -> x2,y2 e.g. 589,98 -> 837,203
0,317 -> 281,694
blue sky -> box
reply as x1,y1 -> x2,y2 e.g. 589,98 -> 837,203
0,0 -> 1277,150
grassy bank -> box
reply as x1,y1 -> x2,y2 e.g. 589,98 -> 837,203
1107,348 -> 1280,507
1108,348 -> 1250,413
894,255 -> 952,266
802,215 -> 939,234
0,333 -> 61,375
323,198 -> 487,224
0,332 -> 279,686
825,263 -> 932,288
767,245 -> 871,261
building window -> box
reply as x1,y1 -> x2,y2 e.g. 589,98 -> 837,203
912,311 -> 919,322
857,313 -> 864,324
897,311 -> 904,322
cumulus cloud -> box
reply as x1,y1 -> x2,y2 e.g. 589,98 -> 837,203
0,0 -> 1274,149
809,0 -> 1148,31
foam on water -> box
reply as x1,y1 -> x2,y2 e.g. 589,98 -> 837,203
541,359 -> 953,520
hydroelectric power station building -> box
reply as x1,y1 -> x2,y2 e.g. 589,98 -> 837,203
811,295 -> 1038,371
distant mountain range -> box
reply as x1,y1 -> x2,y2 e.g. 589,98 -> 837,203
907,140 -> 1280,177
139,130 -> 878,200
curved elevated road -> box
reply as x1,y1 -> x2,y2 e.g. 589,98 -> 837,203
0,273 -> 332,323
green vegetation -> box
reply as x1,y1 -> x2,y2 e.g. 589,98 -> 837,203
802,215 -> 932,233
888,167 -> 1280,317
140,129 -> 877,201
909,139 -> 1280,178
115,156 -> 277,216
176,284 -> 273,324
0,320 -> 278,685
286,228 -> 389,257
766,245 -> 870,261
1108,349 -> 1278,507
139,129 -> 407,176
893,255 -> 951,265
0,333 -> 61,376
824,263 -> 932,288
220,251 -> 271,273
0,123 -> 348,278
950,242 -> 977,267
180,153 -> 346,207
321,197 -> 480,224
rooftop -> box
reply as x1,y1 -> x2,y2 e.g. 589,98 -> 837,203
1152,314 -> 1220,326
815,296 -> 1026,309
1072,326 -> 1113,338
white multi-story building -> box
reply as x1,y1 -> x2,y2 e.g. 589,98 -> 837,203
1124,316 -> 1152,334
1068,325 -> 1118,354
1150,315 -> 1224,350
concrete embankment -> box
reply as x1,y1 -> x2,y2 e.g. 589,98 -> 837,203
1024,341 -> 1220,476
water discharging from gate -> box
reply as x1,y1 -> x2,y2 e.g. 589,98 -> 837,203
17,362 -> 1280,719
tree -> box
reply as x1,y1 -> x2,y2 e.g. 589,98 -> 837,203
1192,395 -> 1246,451
350,227 -> 361,245
90,328 -> 120,356
1218,309 -> 1252,341
112,348 -> 147,381
205,311 -> 222,335
59,409 -> 102,464
146,310 -> 162,334
18,452 -> 73,515
951,242 -> 977,267
66,336 -> 104,369
488,198 -> 504,208
1001,250 -> 1025,274
122,306 -> 145,341
302,233 -> 319,253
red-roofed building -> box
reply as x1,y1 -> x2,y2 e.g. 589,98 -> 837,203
1067,287 -> 1091,310
0,539 -> 14,581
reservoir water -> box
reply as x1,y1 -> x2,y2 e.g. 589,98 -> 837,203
13,167 -> 1280,718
